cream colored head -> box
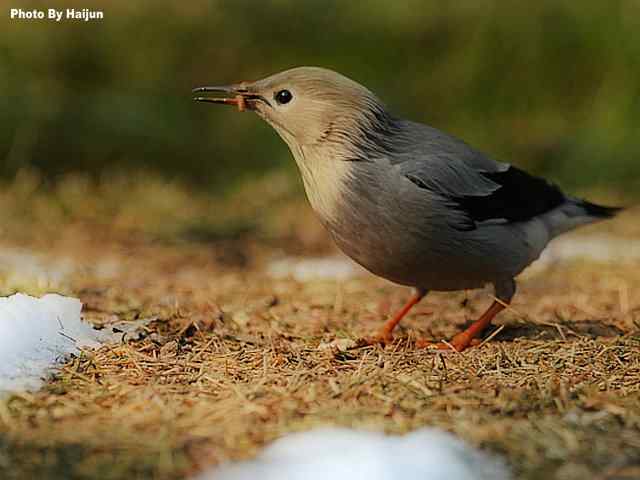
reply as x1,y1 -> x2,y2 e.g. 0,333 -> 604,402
194,67 -> 393,221
251,67 -> 382,155
194,66 -> 392,160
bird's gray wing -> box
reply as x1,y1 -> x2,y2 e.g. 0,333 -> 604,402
390,121 -> 566,231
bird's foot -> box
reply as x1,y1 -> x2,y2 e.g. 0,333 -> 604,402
415,300 -> 506,352
415,333 -> 482,352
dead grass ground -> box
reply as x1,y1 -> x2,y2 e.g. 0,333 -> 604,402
0,173 -> 639,480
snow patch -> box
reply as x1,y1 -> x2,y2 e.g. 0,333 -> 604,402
0,293 -> 104,393
526,234 -> 640,276
198,427 -> 511,480
267,256 -> 361,281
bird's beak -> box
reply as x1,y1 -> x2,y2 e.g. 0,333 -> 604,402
192,83 -> 265,112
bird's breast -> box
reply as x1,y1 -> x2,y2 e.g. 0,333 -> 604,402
295,156 -> 415,282
313,162 -> 446,287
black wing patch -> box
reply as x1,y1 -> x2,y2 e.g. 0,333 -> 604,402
458,166 -> 565,224
406,165 -> 566,229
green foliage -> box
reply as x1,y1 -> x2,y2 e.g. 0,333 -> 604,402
1,0 -> 638,194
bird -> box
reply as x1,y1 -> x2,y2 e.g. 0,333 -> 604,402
193,66 -> 622,352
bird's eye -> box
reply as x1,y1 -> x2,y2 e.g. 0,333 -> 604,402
275,89 -> 293,105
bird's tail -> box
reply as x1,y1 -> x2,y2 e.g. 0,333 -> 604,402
544,197 -> 624,238
575,199 -> 624,219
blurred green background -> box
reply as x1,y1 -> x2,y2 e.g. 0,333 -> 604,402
1,0 -> 639,196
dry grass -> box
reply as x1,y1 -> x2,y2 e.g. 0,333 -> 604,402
0,173 -> 639,480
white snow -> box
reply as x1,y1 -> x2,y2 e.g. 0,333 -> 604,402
198,427 -> 511,480
0,293 -> 102,393
267,255 -> 362,281
532,234 -> 640,270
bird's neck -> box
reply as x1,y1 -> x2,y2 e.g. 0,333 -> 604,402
289,142 -> 354,226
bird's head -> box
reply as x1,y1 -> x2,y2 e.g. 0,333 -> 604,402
194,66 -> 397,161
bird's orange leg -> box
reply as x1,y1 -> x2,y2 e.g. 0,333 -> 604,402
416,300 -> 505,352
370,289 -> 426,344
